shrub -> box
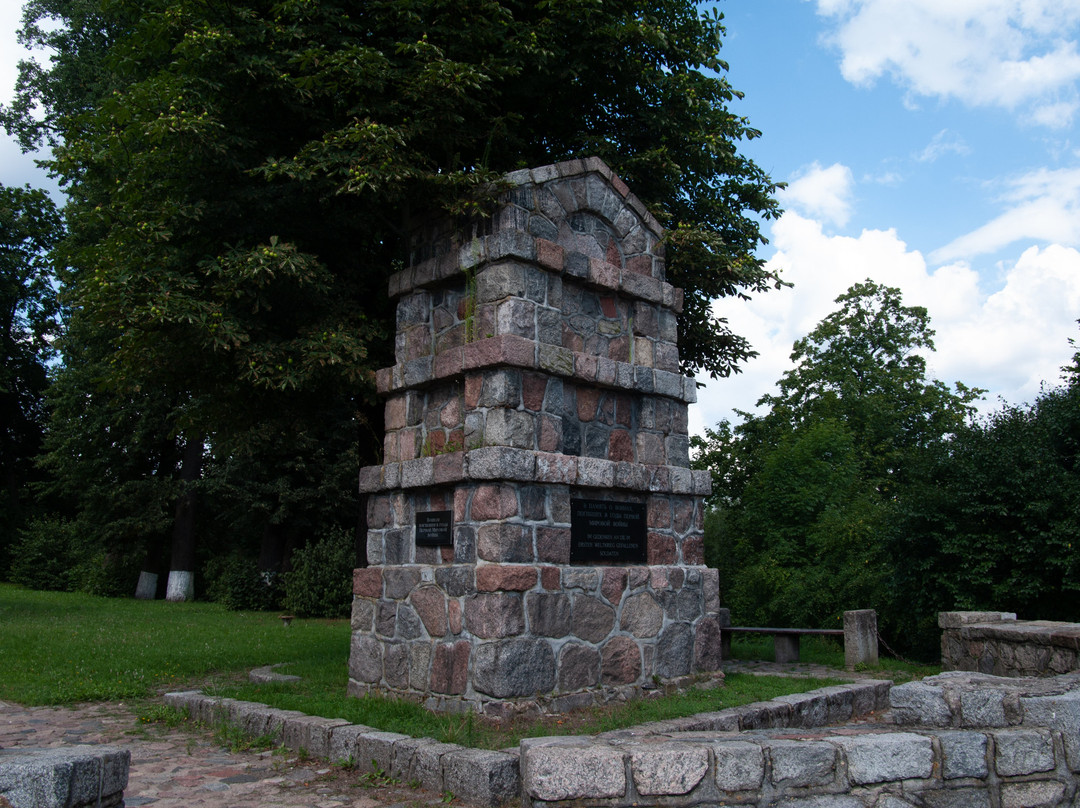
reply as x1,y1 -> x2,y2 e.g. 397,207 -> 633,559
68,550 -> 142,598
204,554 -> 283,612
282,527 -> 355,618
8,517 -> 77,591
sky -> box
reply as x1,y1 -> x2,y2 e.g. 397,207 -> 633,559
2,0 -> 1079,437
691,0 -> 1080,434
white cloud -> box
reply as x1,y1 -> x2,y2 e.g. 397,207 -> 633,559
691,209 -> 1080,435
916,129 -> 970,163
932,166 -> 1080,261
815,0 -> 1080,127
863,170 -> 903,186
1031,100 -> 1080,128
927,245 -> 1080,400
778,162 -> 855,228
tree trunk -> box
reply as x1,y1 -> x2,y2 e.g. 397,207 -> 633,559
165,433 -> 202,601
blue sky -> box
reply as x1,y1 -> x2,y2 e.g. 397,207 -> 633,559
3,1 -> 1079,437
693,0 -> 1080,434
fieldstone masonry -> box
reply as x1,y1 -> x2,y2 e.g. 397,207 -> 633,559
941,611 -> 1080,677
518,672 -> 1080,808
0,746 -> 129,808
350,158 -> 718,716
170,671 -> 1080,808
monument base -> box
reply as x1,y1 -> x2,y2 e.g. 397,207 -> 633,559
348,562 -> 723,717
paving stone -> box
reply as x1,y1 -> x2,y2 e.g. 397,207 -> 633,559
890,681 -> 952,726
630,742 -> 709,796
768,739 -> 836,787
919,788 -> 992,808
832,732 -> 933,785
521,739 -> 626,801
938,731 -> 989,779
1001,781 -> 1066,808
712,740 -> 764,791
472,638 -> 556,698
993,728 -> 1055,776
442,748 -> 520,807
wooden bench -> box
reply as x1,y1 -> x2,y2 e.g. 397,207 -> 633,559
721,626 -> 844,664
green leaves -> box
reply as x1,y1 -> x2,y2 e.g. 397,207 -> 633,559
13,0 -> 782,586
0,183 -> 64,546
697,281 -> 982,647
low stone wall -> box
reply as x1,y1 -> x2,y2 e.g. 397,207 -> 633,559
0,746 -> 129,808
520,673 -> 1080,807
170,672 -> 1080,807
521,727 -> 1076,806
164,680 -> 888,807
164,690 -> 521,807
940,611 -> 1080,677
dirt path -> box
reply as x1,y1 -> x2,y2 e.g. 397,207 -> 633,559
0,700 -> 460,808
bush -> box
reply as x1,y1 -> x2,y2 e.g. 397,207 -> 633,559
8,517 -> 78,591
204,554 -> 283,612
282,527 -> 355,618
68,550 -> 142,598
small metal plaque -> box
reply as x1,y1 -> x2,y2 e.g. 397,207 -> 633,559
416,511 -> 453,547
570,499 -> 647,563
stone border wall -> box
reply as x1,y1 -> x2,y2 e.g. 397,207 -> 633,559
941,611 -> 1080,677
520,724 -> 1077,807
168,670 -> 1080,808
164,680 -> 887,807
0,746 -> 129,808
520,673 -> 1080,807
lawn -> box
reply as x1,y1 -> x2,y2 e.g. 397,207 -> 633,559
1,583 -> 919,750
727,634 -> 940,682
0,583 -> 347,704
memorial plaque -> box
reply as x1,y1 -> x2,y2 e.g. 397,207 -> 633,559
570,499 -> 647,563
416,511 -> 453,546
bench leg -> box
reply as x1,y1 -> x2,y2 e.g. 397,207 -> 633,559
720,631 -> 731,661
774,634 -> 800,663
844,609 -> 878,669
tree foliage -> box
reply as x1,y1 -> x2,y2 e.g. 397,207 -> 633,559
695,281 -> 983,644
0,183 -> 63,554
2,0 -> 782,593
893,352 -> 1080,654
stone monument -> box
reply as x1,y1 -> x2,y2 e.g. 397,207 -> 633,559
349,158 -> 720,718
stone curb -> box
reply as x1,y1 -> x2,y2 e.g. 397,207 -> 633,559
0,745 -> 130,808
163,691 -> 520,807
163,679 -> 888,808
249,664 -> 302,683
518,722 -> 1080,806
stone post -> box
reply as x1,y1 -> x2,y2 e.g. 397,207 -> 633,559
843,609 -> 878,669
348,158 -> 718,717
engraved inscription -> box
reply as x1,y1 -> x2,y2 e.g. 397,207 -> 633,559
570,499 -> 647,563
416,510 -> 453,546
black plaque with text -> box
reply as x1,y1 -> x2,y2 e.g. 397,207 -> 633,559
570,499 -> 647,563
415,511 -> 453,547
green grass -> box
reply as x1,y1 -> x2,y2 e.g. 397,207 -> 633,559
0,583 -> 347,704
216,670 -> 846,750
728,635 -> 940,682
1,583 -> 917,751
